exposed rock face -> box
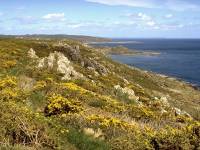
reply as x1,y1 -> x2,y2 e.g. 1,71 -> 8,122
160,108 -> 167,114
47,42 -> 109,76
74,45 -> 80,51
28,48 -> 39,59
28,49 -> 84,80
174,107 -> 192,118
160,96 -> 170,107
84,58 -> 109,75
52,42 -> 82,62
68,46 -> 81,62
123,78 -> 130,85
83,128 -> 104,139
114,85 -> 139,102
153,95 -> 191,117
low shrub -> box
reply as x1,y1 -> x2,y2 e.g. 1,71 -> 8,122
44,93 -> 83,116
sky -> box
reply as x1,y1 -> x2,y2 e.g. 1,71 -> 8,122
0,0 -> 200,38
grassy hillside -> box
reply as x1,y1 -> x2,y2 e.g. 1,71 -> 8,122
0,37 -> 200,150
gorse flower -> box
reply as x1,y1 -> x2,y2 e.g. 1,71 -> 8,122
34,80 -> 47,90
0,76 -> 19,100
87,115 -> 135,130
2,60 -> 17,68
0,76 -> 17,89
45,93 -> 83,116
60,82 -> 88,94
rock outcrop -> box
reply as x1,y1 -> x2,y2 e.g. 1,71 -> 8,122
42,41 -> 109,76
84,58 -> 109,75
83,128 -> 104,139
153,96 -> 192,117
159,96 -> 170,107
114,85 -> 139,102
28,48 -> 39,59
28,48 -> 84,80
52,42 -> 82,62
174,107 -> 192,118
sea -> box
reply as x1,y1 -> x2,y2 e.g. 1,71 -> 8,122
91,39 -> 200,87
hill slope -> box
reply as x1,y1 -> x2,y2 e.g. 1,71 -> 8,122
0,38 -> 200,150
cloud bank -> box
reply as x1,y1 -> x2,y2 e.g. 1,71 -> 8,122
42,13 -> 66,21
85,0 -> 200,11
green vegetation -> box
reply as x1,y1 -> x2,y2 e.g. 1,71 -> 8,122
0,37 -> 200,149
66,128 -> 110,150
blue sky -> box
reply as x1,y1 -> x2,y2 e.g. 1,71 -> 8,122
0,0 -> 200,38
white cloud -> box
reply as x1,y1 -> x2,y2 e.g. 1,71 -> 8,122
138,12 -> 152,21
126,12 -> 157,28
166,0 -> 199,11
165,14 -> 173,18
0,12 -> 3,16
66,21 -> 102,29
86,0 -> 158,8
126,12 -> 152,21
42,13 -> 65,21
67,23 -> 85,29
153,26 -> 160,29
147,21 -> 156,26
85,0 -> 200,11
124,12 -> 186,30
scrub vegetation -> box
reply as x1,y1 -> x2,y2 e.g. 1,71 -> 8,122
0,37 -> 200,150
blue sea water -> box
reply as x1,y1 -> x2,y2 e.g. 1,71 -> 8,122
92,39 -> 200,87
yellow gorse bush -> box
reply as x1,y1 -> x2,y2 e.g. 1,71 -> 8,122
2,60 -> 17,68
0,76 -> 19,100
60,82 -> 88,94
45,93 -> 83,116
0,88 -> 18,99
87,115 -> 136,130
0,76 -> 17,89
34,80 -> 47,90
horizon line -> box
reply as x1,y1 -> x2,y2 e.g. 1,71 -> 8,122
1,34 -> 200,39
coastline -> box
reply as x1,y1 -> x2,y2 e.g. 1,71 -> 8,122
88,42 -> 200,90
1,38 -> 200,149
87,41 -> 143,44
87,43 -> 161,56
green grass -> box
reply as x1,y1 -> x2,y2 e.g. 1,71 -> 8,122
66,128 -> 110,150
29,91 -> 46,111
88,99 -> 107,108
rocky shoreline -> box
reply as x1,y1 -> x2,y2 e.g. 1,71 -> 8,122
89,43 -> 199,90
88,44 -> 160,56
